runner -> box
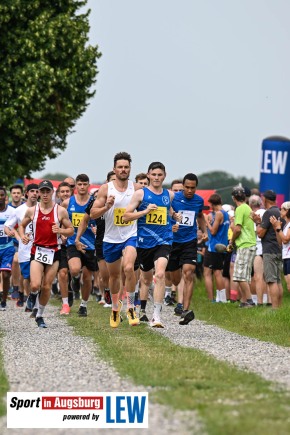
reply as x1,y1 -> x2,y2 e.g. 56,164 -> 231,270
18,180 -> 73,327
90,152 -> 141,328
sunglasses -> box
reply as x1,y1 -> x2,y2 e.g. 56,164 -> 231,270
70,185 -> 75,189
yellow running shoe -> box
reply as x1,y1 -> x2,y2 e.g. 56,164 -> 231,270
126,308 -> 140,326
110,300 -> 123,328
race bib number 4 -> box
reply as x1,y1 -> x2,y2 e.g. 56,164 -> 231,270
35,246 -> 54,265
72,212 -> 85,228
179,210 -> 195,226
146,207 -> 167,225
114,208 -> 133,226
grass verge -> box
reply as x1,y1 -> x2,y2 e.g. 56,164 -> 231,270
59,299 -> 290,435
0,332 -> 9,417
193,279 -> 290,347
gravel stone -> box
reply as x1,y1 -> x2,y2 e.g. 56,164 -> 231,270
0,300 -> 203,435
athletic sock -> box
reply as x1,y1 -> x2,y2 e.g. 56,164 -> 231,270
127,291 -> 135,309
153,302 -> 162,320
165,286 -> 172,298
62,297 -> 68,305
111,293 -> 119,311
80,299 -> 88,308
36,303 -> 45,318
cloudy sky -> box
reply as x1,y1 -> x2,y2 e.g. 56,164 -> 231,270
33,0 -> 290,184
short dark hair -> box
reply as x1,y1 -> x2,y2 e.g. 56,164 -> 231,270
106,170 -> 115,182
135,173 -> 149,182
58,182 -> 71,190
182,173 -> 198,186
208,193 -> 222,206
9,184 -> 23,193
0,186 -> 6,195
76,174 -> 89,183
232,187 -> 246,202
170,179 -> 183,188
114,152 -> 132,167
147,162 -> 166,172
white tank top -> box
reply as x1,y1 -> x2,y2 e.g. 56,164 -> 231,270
282,221 -> 290,259
104,180 -> 137,243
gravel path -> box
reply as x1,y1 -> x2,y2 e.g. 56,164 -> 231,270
0,300 -> 202,435
155,306 -> 290,390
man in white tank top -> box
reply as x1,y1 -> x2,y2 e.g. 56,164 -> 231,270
91,152 -> 142,328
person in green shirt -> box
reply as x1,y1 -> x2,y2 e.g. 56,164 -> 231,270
230,187 -> 256,308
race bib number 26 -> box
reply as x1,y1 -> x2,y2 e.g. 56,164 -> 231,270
35,246 -> 54,265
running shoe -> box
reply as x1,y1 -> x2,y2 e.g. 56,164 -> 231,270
110,301 -> 123,328
103,303 -> 112,308
30,308 -> 38,318
179,310 -> 195,325
174,303 -> 183,316
16,299 -> 24,307
11,289 -> 20,300
60,304 -> 70,315
77,305 -> 87,317
139,309 -> 149,322
0,301 -> 7,311
98,298 -> 105,305
238,302 -> 254,308
35,317 -> 47,328
126,308 -> 140,326
164,295 -> 174,306
150,318 -> 164,328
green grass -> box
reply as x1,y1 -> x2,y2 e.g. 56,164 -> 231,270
193,279 -> 290,347
60,299 -> 290,435
0,332 -> 9,417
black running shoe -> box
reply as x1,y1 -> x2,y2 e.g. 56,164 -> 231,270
174,303 -> 183,316
179,310 -> 195,325
104,289 -> 112,305
164,295 -> 174,306
139,309 -> 149,322
35,317 -> 47,328
77,305 -> 87,317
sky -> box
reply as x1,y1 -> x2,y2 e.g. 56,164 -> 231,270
33,0 -> 290,184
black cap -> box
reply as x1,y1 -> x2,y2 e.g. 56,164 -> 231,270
38,180 -> 54,191
26,183 -> 39,192
263,190 -> 276,201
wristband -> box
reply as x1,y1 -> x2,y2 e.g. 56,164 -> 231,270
276,228 -> 281,233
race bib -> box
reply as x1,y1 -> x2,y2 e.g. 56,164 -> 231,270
0,225 -> 5,237
146,207 -> 167,225
179,210 -> 195,226
114,208 -> 133,226
35,246 -> 54,265
72,212 -> 84,228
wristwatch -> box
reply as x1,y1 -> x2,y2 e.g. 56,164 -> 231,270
276,228 -> 281,233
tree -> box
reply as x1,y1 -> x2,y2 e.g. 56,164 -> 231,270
0,0 -> 101,185
197,171 -> 258,204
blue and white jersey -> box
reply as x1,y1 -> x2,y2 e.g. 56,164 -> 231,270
172,191 -> 204,243
4,203 -> 34,262
137,188 -> 172,248
208,209 -> 230,252
66,196 -> 96,250
0,205 -> 15,250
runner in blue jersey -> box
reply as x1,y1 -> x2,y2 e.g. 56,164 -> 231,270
0,187 -> 16,311
167,173 -> 207,325
62,174 -> 97,317
123,161 -> 182,328
204,193 -> 230,303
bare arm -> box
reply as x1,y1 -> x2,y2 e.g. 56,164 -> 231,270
206,210 -> 223,235
270,216 -> 290,244
122,190 -> 152,222
19,208 -> 34,244
231,224 -> 242,244
90,184 -> 113,219
197,212 -> 207,235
